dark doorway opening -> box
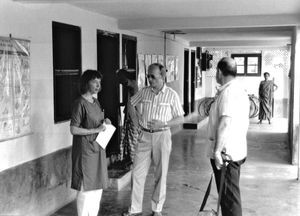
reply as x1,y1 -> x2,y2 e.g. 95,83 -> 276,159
121,34 -> 137,106
97,30 -> 120,157
184,49 -> 190,116
122,34 -> 137,70
191,50 -> 196,113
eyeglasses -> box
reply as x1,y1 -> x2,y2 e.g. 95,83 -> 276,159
147,74 -> 157,79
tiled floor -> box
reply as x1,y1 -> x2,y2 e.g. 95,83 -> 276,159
52,118 -> 300,216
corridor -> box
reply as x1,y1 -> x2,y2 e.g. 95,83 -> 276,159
53,118 -> 300,216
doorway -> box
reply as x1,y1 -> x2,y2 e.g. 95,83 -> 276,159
97,30 -> 120,156
122,34 -> 137,70
121,34 -> 137,106
191,50 -> 196,113
183,49 -> 190,116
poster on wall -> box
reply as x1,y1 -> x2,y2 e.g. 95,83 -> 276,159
196,65 -> 202,88
137,54 -> 146,89
0,37 -> 31,141
174,56 -> 179,80
145,54 -> 152,71
145,54 -> 152,85
151,54 -> 158,64
166,55 -> 175,82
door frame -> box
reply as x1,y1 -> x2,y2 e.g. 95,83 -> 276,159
183,48 -> 190,116
97,29 -> 120,157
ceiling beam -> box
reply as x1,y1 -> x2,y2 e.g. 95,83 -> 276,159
13,0 -> 170,1
182,31 -> 291,41
13,0 -> 111,2
189,39 -> 291,48
119,14 -> 300,30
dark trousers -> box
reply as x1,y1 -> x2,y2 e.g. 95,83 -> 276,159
210,158 -> 245,216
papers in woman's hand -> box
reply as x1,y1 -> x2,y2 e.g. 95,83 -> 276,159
95,124 -> 116,149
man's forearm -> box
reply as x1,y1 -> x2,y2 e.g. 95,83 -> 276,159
214,116 -> 231,154
70,125 -> 102,136
166,116 -> 184,127
133,104 -> 142,123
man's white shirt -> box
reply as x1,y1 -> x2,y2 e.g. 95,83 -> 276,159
207,79 -> 249,161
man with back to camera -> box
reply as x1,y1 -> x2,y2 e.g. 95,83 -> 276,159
207,57 -> 249,216
122,63 -> 184,216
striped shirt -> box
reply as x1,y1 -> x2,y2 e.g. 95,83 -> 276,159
131,85 -> 184,129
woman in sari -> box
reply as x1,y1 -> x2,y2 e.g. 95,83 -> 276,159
258,72 -> 278,124
117,69 -> 139,163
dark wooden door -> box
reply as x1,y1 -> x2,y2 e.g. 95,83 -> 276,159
97,30 -> 119,156
184,49 -> 190,116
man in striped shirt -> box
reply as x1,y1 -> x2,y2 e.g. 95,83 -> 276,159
123,63 -> 184,216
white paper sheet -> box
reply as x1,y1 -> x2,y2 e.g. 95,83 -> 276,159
95,124 -> 116,149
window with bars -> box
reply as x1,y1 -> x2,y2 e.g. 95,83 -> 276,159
231,53 -> 262,76
52,21 -> 81,123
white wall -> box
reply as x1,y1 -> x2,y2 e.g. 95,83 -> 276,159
0,0 -> 188,172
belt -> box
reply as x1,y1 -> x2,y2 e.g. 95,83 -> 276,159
140,127 -> 168,133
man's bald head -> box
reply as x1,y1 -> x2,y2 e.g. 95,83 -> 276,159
217,57 -> 237,77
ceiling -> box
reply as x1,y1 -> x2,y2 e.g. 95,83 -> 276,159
14,0 -> 300,47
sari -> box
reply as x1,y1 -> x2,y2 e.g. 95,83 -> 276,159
258,80 -> 274,120
119,82 -> 139,163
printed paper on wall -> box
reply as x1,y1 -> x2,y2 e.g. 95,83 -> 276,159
0,37 -> 31,141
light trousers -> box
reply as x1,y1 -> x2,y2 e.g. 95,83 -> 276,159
129,129 -> 172,213
77,184 -> 103,216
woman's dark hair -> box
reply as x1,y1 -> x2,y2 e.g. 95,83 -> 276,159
80,70 -> 103,94
217,57 -> 237,77
264,72 -> 270,76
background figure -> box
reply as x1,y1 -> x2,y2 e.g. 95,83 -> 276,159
123,63 -> 184,216
207,57 -> 249,216
117,68 -> 139,163
258,72 -> 278,124
70,70 -> 111,216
